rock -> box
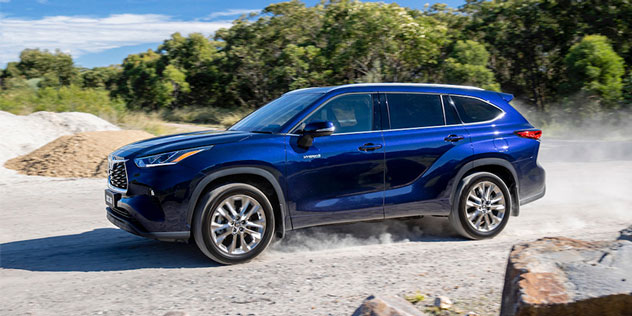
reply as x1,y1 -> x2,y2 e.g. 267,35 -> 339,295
352,295 -> 427,316
618,225 -> 632,242
433,296 -> 453,309
500,237 -> 632,316
465,312 -> 479,316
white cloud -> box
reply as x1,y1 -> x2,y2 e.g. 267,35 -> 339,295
0,14 -> 232,64
206,9 -> 259,20
0,0 -> 11,3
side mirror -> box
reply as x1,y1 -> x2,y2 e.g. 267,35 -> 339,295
298,121 -> 335,148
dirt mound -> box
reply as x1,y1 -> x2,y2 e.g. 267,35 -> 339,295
5,130 -> 153,178
0,111 -> 119,164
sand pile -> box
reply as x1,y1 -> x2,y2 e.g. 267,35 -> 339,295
5,130 -> 153,178
0,111 -> 120,164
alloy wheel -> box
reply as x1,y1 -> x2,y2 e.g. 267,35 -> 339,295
464,181 -> 506,233
210,194 -> 266,255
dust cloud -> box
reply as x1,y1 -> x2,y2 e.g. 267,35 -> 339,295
271,216 -> 456,253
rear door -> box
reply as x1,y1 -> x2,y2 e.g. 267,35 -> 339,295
381,92 -> 471,218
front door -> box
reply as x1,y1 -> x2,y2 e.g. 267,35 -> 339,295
285,93 -> 385,228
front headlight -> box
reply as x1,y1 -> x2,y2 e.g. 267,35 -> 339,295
134,146 -> 213,167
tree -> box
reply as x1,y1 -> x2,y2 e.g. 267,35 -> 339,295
319,1 -> 448,83
564,35 -> 625,103
442,40 -> 500,91
80,66 -> 121,90
158,33 -> 223,107
15,49 -> 78,87
462,0 -> 632,110
115,50 -> 172,110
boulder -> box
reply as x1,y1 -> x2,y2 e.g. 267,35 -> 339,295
500,237 -> 632,316
619,225 -> 632,242
352,295 -> 427,316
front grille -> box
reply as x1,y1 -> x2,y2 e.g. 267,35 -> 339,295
109,160 -> 128,190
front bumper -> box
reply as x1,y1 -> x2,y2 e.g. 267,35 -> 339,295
105,187 -> 190,242
107,207 -> 189,242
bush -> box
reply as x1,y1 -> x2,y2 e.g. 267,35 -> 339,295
0,85 -> 126,122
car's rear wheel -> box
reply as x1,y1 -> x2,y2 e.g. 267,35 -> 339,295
449,172 -> 511,239
193,183 -> 275,264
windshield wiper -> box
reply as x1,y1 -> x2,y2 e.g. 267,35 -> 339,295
250,130 -> 273,134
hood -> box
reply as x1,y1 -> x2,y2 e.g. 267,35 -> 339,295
112,130 -> 251,158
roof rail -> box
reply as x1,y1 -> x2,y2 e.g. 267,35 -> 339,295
333,83 -> 485,91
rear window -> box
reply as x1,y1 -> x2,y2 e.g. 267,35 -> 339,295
450,96 -> 503,123
386,93 -> 444,129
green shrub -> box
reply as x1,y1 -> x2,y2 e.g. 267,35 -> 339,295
0,85 -> 126,122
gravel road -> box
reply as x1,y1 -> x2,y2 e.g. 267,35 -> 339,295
1,140 -> 631,316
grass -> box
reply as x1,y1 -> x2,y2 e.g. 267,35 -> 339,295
117,112 -> 220,135
404,292 -> 426,304
0,86 -> 250,136
0,85 -> 126,122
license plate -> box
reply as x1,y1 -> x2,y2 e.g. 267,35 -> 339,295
105,190 -> 117,208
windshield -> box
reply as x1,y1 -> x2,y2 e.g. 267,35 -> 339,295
229,93 -> 323,133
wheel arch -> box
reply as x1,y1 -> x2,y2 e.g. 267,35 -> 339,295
450,158 -> 520,216
188,167 -> 288,238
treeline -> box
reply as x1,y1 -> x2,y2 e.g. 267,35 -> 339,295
1,0 -> 631,123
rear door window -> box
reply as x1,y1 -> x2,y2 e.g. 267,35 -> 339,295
449,96 -> 503,123
385,93 -> 444,129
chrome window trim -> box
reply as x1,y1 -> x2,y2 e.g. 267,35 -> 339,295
288,92 -> 378,135
285,91 -> 506,137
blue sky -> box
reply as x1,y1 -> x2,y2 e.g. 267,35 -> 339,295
0,0 -> 465,68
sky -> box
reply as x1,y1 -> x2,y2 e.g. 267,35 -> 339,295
0,0 -> 465,68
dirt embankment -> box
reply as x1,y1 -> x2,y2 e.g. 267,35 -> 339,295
0,111 -> 120,164
5,130 -> 153,178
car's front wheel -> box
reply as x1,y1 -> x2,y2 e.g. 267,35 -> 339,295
193,183 -> 275,264
449,172 -> 511,239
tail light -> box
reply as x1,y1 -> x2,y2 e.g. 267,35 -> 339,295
515,130 -> 542,140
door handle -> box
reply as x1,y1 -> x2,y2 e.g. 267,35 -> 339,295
359,143 -> 383,152
444,134 -> 465,142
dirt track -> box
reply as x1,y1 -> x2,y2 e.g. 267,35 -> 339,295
1,140 -> 631,316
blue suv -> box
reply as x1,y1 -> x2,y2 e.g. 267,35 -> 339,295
105,83 -> 545,264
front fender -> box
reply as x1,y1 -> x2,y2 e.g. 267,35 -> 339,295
186,166 -> 289,238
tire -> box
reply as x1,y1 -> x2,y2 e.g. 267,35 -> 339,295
449,172 -> 512,239
193,183 -> 275,264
